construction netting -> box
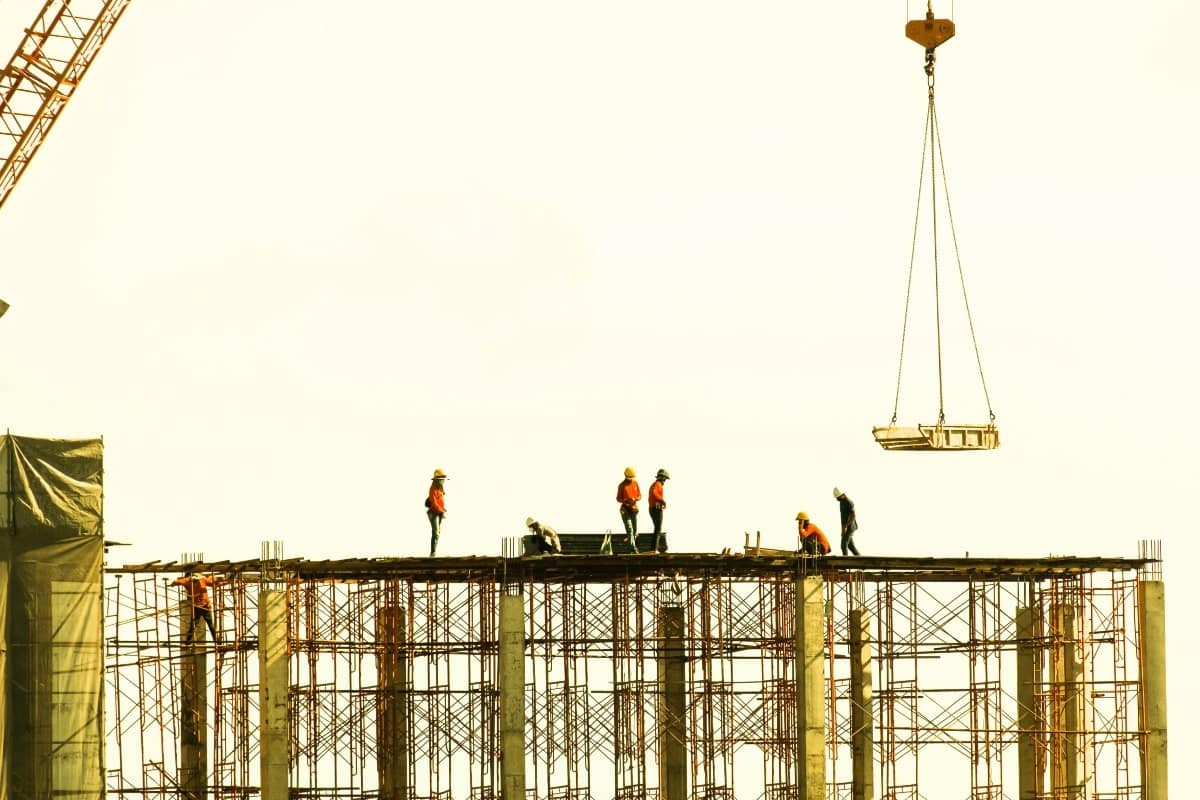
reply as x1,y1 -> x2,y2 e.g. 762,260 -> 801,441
0,434 -> 104,800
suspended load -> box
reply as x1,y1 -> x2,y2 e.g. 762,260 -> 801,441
873,423 -> 998,451
874,3 -> 999,452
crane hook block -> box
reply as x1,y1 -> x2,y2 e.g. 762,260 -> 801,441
905,14 -> 955,50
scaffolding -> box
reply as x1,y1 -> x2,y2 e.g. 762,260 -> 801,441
104,549 -> 1163,799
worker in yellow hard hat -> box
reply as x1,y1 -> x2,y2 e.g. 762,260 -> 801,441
616,467 -> 641,553
426,469 -> 447,556
796,511 -> 831,556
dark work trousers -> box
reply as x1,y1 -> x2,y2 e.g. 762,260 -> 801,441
187,606 -> 219,642
620,507 -> 639,552
428,511 -> 443,556
649,507 -> 666,552
841,531 -> 860,556
802,537 -> 825,557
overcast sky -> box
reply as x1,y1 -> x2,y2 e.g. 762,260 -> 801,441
0,0 -> 1195,792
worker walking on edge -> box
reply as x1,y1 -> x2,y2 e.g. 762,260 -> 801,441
649,468 -> 669,553
616,466 -> 641,553
833,486 -> 860,555
796,512 -> 831,557
426,469 -> 447,556
526,517 -> 562,555
173,570 -> 221,642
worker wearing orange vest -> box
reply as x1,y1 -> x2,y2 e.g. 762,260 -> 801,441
649,468 -> 669,552
426,469 -> 447,556
616,466 -> 641,553
796,512 -> 831,556
172,571 -> 220,642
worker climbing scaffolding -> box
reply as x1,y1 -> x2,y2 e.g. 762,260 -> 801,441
873,2 -> 1000,452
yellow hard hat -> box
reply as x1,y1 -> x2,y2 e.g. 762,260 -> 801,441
795,511 -> 810,521
623,466 -> 636,478
432,468 -> 447,479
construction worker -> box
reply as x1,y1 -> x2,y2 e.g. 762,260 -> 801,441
426,469 -> 447,556
649,468 -> 670,552
172,570 -> 220,642
616,466 -> 641,553
833,487 -> 860,555
796,512 -> 831,557
526,517 -> 562,555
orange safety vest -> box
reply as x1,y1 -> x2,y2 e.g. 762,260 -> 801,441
649,480 -> 666,509
616,479 -> 641,511
427,483 -> 446,514
800,522 -> 831,555
173,575 -> 214,609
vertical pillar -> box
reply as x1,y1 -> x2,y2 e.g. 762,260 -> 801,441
657,605 -> 687,800
377,604 -> 410,800
1016,607 -> 1042,800
848,608 -> 874,800
259,589 -> 289,800
177,600 -> 208,800
1138,580 -> 1167,800
1051,604 -> 1086,799
0,559 -> 9,800
499,591 -> 526,800
795,576 -> 826,800
1063,605 -> 1084,798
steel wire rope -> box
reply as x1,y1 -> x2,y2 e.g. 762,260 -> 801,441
931,108 -> 996,422
928,70 -> 946,423
890,77 -> 935,425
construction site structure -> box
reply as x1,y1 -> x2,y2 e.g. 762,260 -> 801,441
98,542 -> 1167,800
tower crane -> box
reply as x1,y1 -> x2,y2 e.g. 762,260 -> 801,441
0,0 -> 132,315
0,0 -> 132,214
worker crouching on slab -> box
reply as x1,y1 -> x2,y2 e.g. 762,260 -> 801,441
426,469 -> 447,556
649,468 -> 669,552
526,517 -> 562,555
616,466 -> 641,553
796,511 -> 831,557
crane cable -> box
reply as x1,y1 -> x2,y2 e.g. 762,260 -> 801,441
890,43 -> 995,426
890,90 -> 930,426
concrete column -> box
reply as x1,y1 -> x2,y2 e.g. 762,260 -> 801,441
1051,604 -> 1086,799
499,592 -> 526,800
848,609 -> 874,800
259,589 -> 289,800
1015,607 -> 1043,800
657,606 -> 687,800
0,560 -> 8,799
795,576 -> 826,800
177,599 -> 208,800
1137,581 -> 1167,800
377,604 -> 410,800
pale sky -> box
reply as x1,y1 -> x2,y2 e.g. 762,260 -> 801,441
1,0 -> 1196,792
